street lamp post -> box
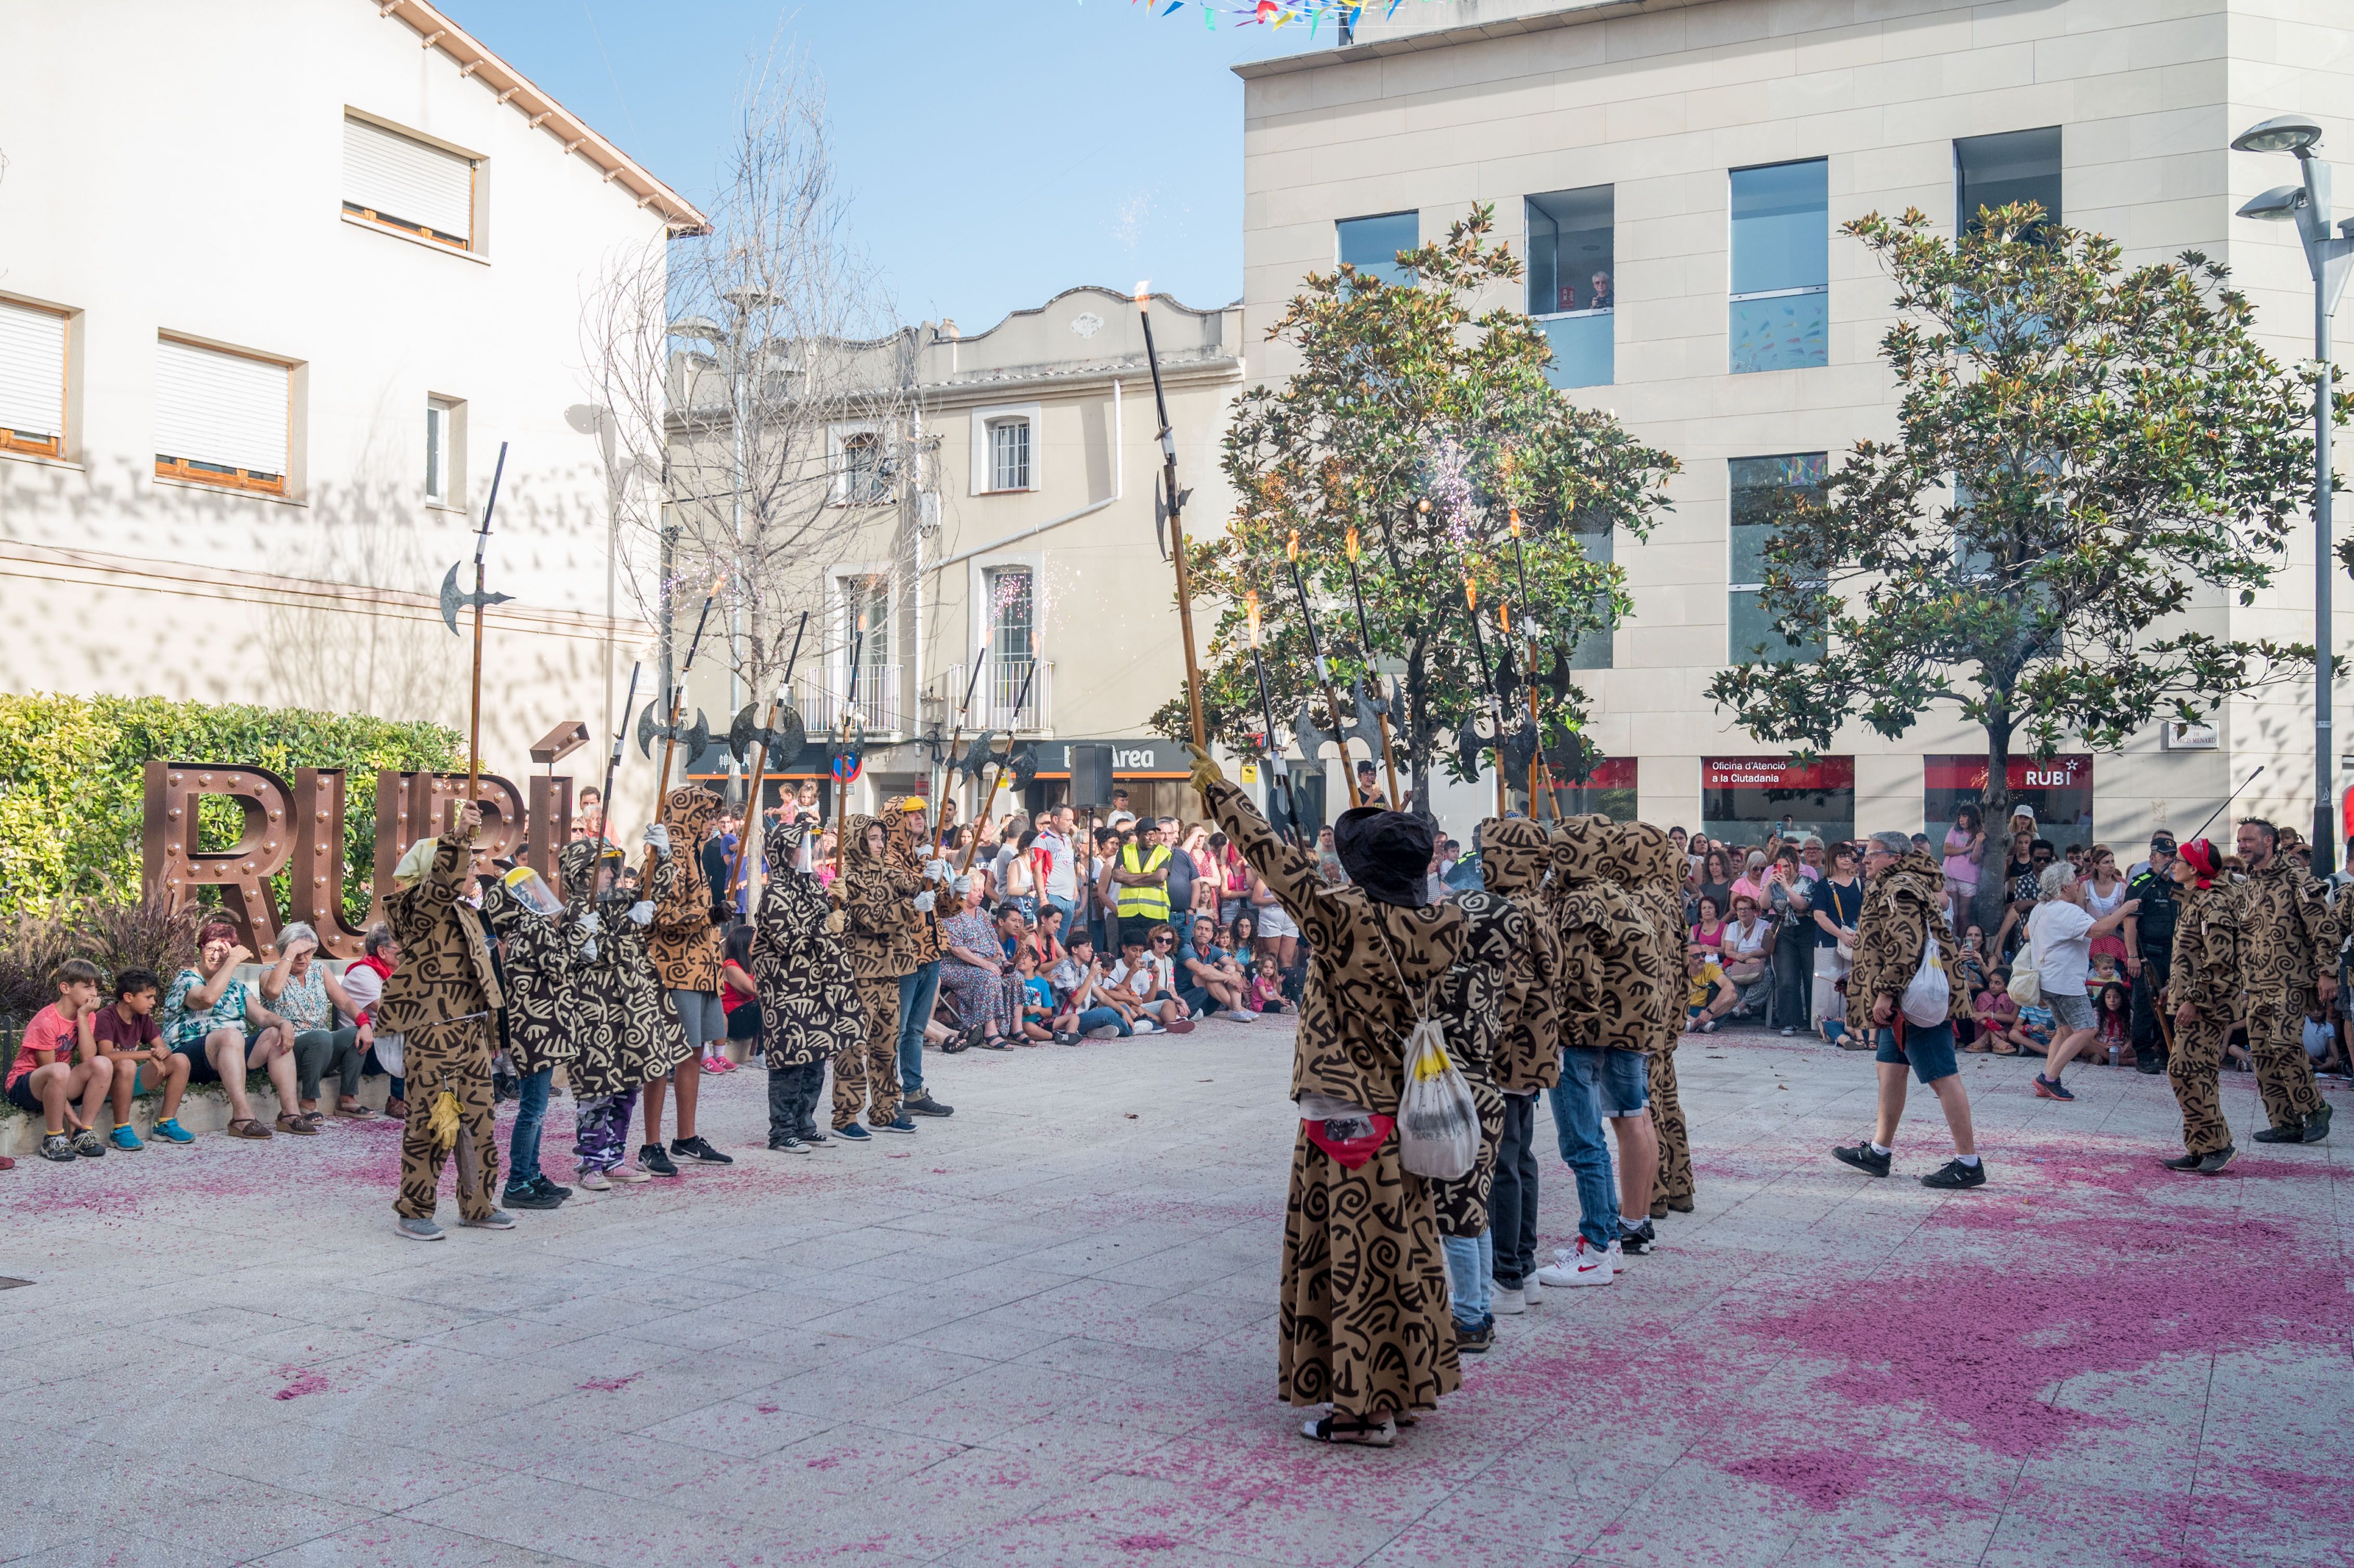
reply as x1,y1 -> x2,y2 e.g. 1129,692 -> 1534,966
2234,114 -> 2354,876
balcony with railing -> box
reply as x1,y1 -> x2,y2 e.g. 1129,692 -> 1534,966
796,663 -> 902,737
944,659 -> 1052,733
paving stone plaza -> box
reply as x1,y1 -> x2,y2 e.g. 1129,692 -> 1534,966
3,1023 -> 2348,1568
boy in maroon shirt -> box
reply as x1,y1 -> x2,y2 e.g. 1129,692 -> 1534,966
92,967 -> 192,1148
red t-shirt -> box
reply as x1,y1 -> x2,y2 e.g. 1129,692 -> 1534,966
6,1004 -> 81,1088
94,1005 -> 161,1054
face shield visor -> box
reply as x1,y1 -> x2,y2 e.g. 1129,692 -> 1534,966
503,865 -> 564,916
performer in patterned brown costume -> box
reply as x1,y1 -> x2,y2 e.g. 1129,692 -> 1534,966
1607,821 -> 1694,1221
1191,748 -> 1465,1447
477,861 -> 587,1209
642,786 -> 732,1173
753,813 -> 864,1151
831,813 -> 924,1137
2159,838 -> 2244,1172
559,833 -> 694,1188
889,800 -> 957,1117
2233,818 -> 2336,1144
1472,816 -> 1558,1316
380,802 -> 508,1238
1429,855 -> 1524,1354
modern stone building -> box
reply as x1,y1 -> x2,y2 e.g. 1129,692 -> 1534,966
1238,0 -> 2353,851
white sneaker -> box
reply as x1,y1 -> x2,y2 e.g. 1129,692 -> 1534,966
608,1162 -> 651,1184
1608,1238 -> 1625,1276
1490,1285 -> 1526,1316
1132,1020 -> 1160,1035
1534,1236 -> 1614,1288
577,1169 -> 612,1192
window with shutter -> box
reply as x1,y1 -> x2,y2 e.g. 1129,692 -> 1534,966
0,298 -> 68,458
343,114 -> 476,251
154,337 -> 291,495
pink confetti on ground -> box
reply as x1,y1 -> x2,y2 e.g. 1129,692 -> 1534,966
272,1371 -> 331,1400
577,1372 -> 643,1392
755,1403 -> 780,1414
806,1456 -> 841,1470
1115,1535 -> 1183,1551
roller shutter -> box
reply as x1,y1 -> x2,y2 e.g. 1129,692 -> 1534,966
343,114 -> 474,247
155,337 -> 288,479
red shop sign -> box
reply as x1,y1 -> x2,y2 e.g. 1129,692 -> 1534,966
1704,756 -> 1855,792
1553,756 -> 1637,790
1922,754 -> 2091,792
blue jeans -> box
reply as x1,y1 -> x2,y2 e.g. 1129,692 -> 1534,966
1075,1005 -> 1131,1037
507,1066 -> 552,1187
1548,1048 -> 1619,1249
898,961 -> 941,1097
1442,1233 -> 1493,1328
1044,894 -> 1076,932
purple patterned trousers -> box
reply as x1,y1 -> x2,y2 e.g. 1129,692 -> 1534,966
573,1088 -> 639,1172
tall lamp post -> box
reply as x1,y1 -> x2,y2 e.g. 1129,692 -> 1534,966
2233,114 -> 2354,876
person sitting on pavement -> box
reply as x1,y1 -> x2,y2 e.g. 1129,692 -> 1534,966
162,922 -> 300,1141
257,922 -> 373,1127
7,959 -> 114,1161
91,966 -> 193,1148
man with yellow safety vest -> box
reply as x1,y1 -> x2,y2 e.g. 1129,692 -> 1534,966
1113,821 -> 1174,953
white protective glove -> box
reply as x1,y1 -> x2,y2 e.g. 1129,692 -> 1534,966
579,938 -> 600,963
924,858 -> 953,883
576,910 -> 602,934
643,823 -> 671,858
627,900 -> 656,927
912,891 -> 936,913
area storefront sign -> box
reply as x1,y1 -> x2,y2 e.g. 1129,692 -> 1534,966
1923,754 -> 2091,792
1704,756 -> 1855,792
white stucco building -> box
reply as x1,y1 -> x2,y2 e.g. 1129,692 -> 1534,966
0,0 -> 704,816
1239,0 -> 2354,852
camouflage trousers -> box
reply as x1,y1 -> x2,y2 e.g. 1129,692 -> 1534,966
2166,1012 -> 2232,1158
395,1018 -> 498,1222
834,976 -> 904,1129
2248,994 -> 2326,1132
1649,1045 -> 1692,1206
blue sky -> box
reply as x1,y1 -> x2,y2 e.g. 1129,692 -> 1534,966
457,1 -> 1322,331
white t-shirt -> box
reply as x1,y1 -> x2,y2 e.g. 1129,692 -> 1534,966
2026,900 -> 2097,997
1036,827 -> 1076,899
1112,956 -> 1173,997
1727,917 -> 1770,960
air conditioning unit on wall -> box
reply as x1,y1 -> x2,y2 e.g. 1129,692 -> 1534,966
2160,721 -> 2218,751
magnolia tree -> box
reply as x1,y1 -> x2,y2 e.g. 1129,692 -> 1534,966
1709,204 -> 2333,927
581,55 -> 913,724
1156,206 -> 1677,817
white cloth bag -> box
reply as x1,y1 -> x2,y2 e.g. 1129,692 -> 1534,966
1900,934 -> 1951,1027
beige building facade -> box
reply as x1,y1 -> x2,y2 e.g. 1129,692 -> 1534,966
0,1 -> 701,826
1239,0 -> 2354,852
681,288 -> 1248,830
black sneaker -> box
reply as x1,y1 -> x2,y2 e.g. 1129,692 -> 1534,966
492,1072 -> 519,1103
670,1135 -> 734,1166
801,1127 -> 831,1147
2195,1145 -> 2238,1174
1833,1143 -> 1892,1178
767,1135 -> 809,1153
38,1132 -> 75,1163
2159,1152 -> 2205,1173
1921,1158 -> 1987,1190
1618,1220 -> 1655,1255
2253,1122 -> 2306,1144
531,1174 -> 573,1202
1455,1322 -> 1493,1355
637,1143 -> 680,1177
2300,1103 -> 2332,1144
2135,1057 -> 2166,1076
501,1182 -> 563,1210
903,1093 -> 954,1118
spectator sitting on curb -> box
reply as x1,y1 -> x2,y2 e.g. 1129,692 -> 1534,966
7,959 -> 113,1161
259,922 -> 373,1126
163,922 -> 300,1142
92,966 -> 193,1148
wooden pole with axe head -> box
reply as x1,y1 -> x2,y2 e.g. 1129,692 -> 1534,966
726,609 -> 810,906
1137,283 -> 1208,754
439,440 -> 512,804
640,574 -> 724,886
959,658 -> 1040,875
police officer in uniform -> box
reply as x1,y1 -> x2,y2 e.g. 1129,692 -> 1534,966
2123,831 -> 2178,1075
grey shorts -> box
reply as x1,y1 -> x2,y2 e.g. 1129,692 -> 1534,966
2046,989 -> 2096,1032
668,988 -> 726,1050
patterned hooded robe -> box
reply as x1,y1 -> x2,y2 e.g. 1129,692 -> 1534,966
1427,878 -> 1523,1238
1479,818 -> 1561,1096
557,835 -> 694,1100
1546,815 -> 1664,1057
1848,850 -> 1970,1030
648,786 -> 724,994
751,814 -> 865,1069
888,800 -> 950,969
476,867 -> 586,1079
2237,852 -> 2339,1131
1198,776 -> 1467,1419
2169,870 -> 2247,1158
830,812 -> 920,1126
1605,820 -> 1696,1204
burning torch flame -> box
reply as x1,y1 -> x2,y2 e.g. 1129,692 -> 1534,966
1246,589 -> 1262,648
1418,498 -> 1432,515
1500,602 -> 1511,635
1509,508 -> 1521,538
1287,528 -> 1300,563
1134,280 -> 1152,308
1464,578 -> 1477,613
1346,526 -> 1359,563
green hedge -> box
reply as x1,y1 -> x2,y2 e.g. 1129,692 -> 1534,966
0,692 -> 461,924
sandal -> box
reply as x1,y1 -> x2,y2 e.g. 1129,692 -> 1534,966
1300,1412 -> 1395,1447
335,1100 -> 376,1119
276,1113 -> 319,1136
940,1031 -> 972,1055
226,1118 -> 273,1140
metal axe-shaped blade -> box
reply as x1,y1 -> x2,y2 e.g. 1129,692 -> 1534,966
957,729 -> 1000,781
1294,701 -> 1337,761
728,702 -> 806,766
1455,722 -> 1486,782
1351,675 -> 1389,724
1543,730 -> 1602,786
1501,721 -> 1540,777
440,561 -> 514,636
1495,642 -> 1522,705
1545,645 -> 1574,700
1006,747 -> 1039,792
637,703 -> 712,760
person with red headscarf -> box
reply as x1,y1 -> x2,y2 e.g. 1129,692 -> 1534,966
2159,838 -> 2246,1173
